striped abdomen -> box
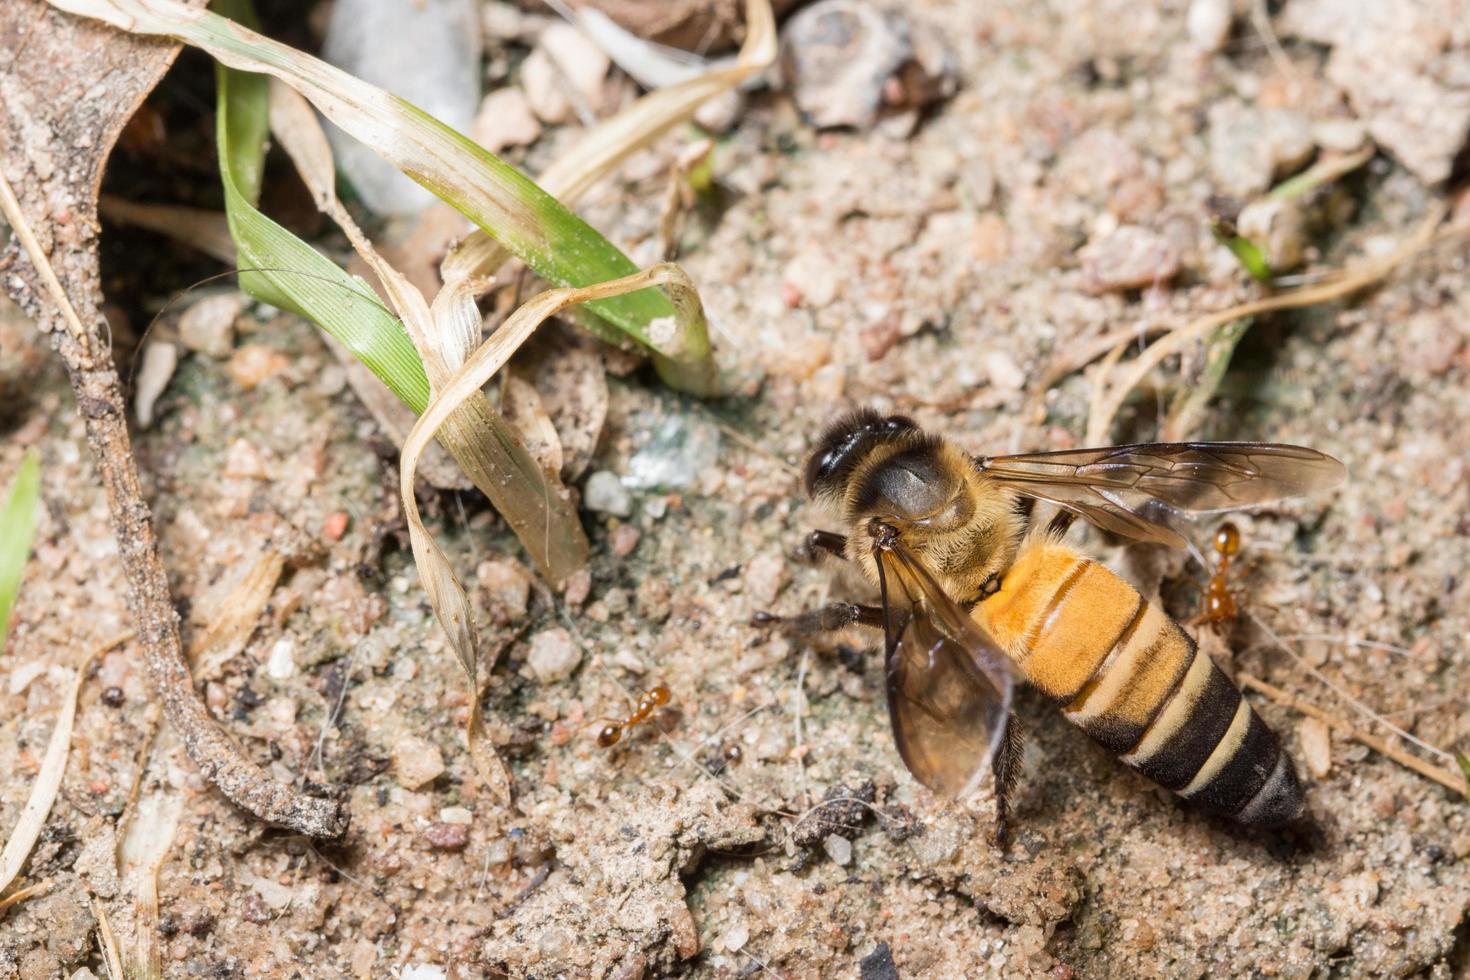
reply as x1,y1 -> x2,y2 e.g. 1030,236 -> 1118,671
976,542 -> 1303,827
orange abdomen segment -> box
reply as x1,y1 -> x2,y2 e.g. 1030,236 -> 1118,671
975,542 -> 1304,827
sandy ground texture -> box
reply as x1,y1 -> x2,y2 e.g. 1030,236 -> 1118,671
4,0 -> 1470,977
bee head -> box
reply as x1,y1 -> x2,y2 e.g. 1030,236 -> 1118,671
804,409 -> 919,499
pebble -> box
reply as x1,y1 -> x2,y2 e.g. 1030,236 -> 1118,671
609,523 -> 641,557
782,1 -> 934,130
223,439 -> 271,480
1186,0 -> 1233,52
563,568 -> 592,606
635,577 -> 672,623
322,0 -> 481,216
471,87 -> 541,154
133,340 -> 177,428
177,293 -> 241,358
1298,717 -> 1332,778
1208,101 -> 1314,197
422,821 -> 470,851
823,833 -> 853,866
322,512 -> 350,542
743,554 -> 790,606
265,638 -> 296,680
626,417 -> 721,491
981,350 -> 1026,392
393,735 -> 446,790
1238,196 -> 1308,271
1080,225 -> 1182,292
439,805 -> 473,824
527,626 -> 581,683
720,919 -> 750,952
522,24 -> 609,124
583,470 -> 632,517
228,344 -> 289,391
477,557 -> 533,619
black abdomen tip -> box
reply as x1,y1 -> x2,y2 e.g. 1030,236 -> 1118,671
1235,751 -> 1306,828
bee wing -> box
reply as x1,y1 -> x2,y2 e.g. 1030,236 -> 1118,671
875,538 -> 1015,799
976,442 -> 1346,548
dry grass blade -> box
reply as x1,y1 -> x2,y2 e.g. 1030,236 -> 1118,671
0,642 -> 106,894
442,0 -> 777,285
267,73 -> 590,582
188,547 -> 283,678
47,0 -> 717,391
119,785 -> 184,979
93,897 -> 125,980
1083,205 -> 1452,443
98,196 -> 239,265
401,264 -> 707,803
0,879 -> 51,912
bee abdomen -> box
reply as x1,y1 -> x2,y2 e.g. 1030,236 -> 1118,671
979,545 -> 1304,827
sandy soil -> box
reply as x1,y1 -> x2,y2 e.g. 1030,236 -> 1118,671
3,1 -> 1470,977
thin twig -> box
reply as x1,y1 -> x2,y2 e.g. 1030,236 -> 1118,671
0,169 -> 348,839
0,879 -> 51,912
1239,674 -> 1465,795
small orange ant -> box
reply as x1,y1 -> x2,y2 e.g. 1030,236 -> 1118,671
595,684 -> 677,747
1200,521 -> 1241,625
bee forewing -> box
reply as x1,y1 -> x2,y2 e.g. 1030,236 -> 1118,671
876,541 -> 1015,799
977,442 -> 1346,547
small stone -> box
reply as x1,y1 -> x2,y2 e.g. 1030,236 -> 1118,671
1080,225 -> 1182,292
783,1 -> 935,130
860,318 -> 901,361
177,293 -> 241,358
471,87 -> 541,154
823,833 -> 853,865
393,735 -> 445,790
610,523 -> 641,557
228,344 -> 289,391
423,821 -> 470,851
223,439 -> 270,480
1238,197 -> 1309,271
400,967 -> 447,980
1298,717 -> 1332,778
719,919 -> 750,952
626,417 -> 722,490
265,638 -> 296,680
439,805 -> 473,825
635,577 -> 672,623
563,568 -> 592,606
522,23 -> 609,124
527,627 -> 581,683
323,0 -> 481,215
584,471 -> 632,517
133,340 -> 177,428
783,245 -> 840,307
322,512 -> 350,542
477,557 -> 533,619
1208,101 -> 1314,197
743,554 -> 789,606
1186,0 -> 1233,52
981,350 -> 1026,392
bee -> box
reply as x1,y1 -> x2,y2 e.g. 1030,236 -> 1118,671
761,409 -> 1345,843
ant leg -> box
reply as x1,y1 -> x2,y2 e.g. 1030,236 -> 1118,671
752,602 -> 883,634
991,714 -> 1025,849
805,530 -> 849,562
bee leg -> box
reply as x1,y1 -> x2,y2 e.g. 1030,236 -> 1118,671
804,530 -> 850,562
1045,511 -> 1076,537
751,603 -> 883,633
991,714 -> 1025,850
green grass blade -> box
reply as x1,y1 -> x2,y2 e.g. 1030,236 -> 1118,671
0,452 -> 41,653
213,0 -> 430,411
48,0 -> 717,393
